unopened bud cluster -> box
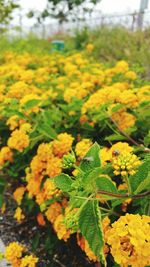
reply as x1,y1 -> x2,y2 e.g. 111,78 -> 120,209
112,152 -> 141,176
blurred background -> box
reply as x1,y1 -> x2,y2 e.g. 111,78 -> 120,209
1,0 -> 150,78
1,0 -> 150,37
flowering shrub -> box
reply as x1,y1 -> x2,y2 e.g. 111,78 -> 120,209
0,50 -> 150,266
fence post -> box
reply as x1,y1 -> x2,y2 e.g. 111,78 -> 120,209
137,0 -> 149,29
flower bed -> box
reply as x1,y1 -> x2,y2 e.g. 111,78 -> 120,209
0,49 -> 150,267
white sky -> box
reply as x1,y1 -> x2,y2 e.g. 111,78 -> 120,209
13,0 -> 150,26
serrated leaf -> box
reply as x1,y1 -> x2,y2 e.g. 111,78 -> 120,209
54,174 -> 73,192
78,200 -> 105,264
134,172 -> 150,194
129,157 -> 150,193
96,177 -> 117,193
80,142 -> 101,172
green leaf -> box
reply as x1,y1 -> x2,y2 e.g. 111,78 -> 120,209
96,177 -> 117,193
78,200 -> 105,264
54,174 -> 73,192
83,167 -> 102,192
37,123 -> 57,140
134,172 -> 150,194
105,133 -> 126,142
32,232 -> 40,251
129,157 -> 150,193
23,99 -> 41,110
0,195 -> 3,208
80,142 -> 101,172
144,131 -> 150,147
0,177 -> 6,186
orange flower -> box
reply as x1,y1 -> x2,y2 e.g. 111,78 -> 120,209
37,213 -> 46,226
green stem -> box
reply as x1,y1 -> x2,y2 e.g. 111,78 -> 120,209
125,174 -> 132,195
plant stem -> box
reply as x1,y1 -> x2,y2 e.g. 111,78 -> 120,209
124,174 -> 132,195
109,115 -> 140,146
75,191 -> 150,201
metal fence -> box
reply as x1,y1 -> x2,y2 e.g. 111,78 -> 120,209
6,10 -> 150,39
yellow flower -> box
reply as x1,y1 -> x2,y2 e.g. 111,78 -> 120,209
75,139 -> 93,159
14,207 -> 25,223
52,133 -> 74,158
20,123 -> 32,133
112,152 -> 141,176
53,214 -> 71,241
45,202 -> 62,224
107,214 -> 150,267
26,177 -> 41,199
111,109 -> 136,130
125,71 -> 137,80
5,242 -> 24,262
43,179 -> 59,200
46,157 -> 62,177
100,142 -> 133,166
20,255 -> 38,267
6,115 -> 20,130
7,129 -> 29,152
0,146 -> 13,167
86,43 -> 94,53
13,187 -> 26,205
115,60 -> 129,73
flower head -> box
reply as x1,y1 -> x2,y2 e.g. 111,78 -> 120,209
107,214 -> 150,267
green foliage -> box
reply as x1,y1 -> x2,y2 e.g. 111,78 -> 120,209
54,174 -> 73,192
96,176 -> 117,193
0,0 -> 19,32
78,200 -> 105,263
80,142 -> 101,172
129,156 -> 150,193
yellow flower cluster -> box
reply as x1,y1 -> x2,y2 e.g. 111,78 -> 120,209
0,146 -> 13,167
5,242 -> 38,267
112,152 -> 141,176
100,142 -> 133,166
7,129 -> 30,152
45,202 -> 62,224
75,138 -> 93,159
107,214 -> 150,267
45,200 -> 71,241
13,187 -> 26,205
20,255 -> 38,267
25,132 -> 73,206
111,109 -> 136,130
6,115 -> 22,131
52,133 -> 74,157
